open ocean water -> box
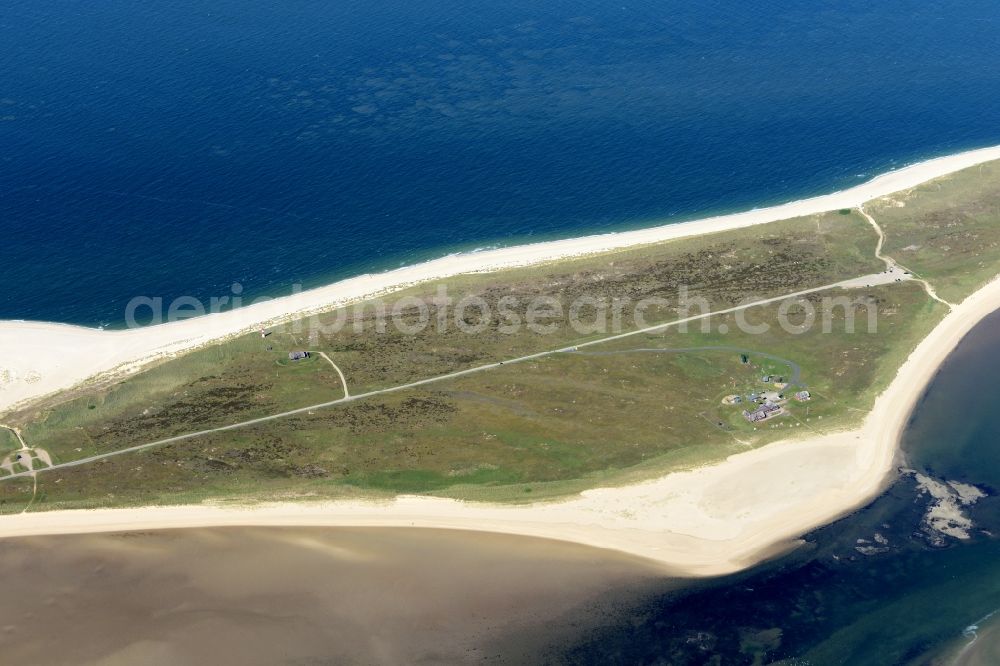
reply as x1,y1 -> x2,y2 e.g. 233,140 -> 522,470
3,0 -> 1000,326
4,3 -> 1000,662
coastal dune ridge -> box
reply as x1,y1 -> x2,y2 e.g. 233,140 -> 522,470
3,144 -> 1000,415
3,144 -> 1000,576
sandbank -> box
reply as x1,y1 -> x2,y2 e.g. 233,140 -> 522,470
3,146 -> 1000,576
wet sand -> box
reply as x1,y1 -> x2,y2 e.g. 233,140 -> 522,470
0,527 -> 669,665
6,152 -> 1000,578
9,274 -> 1000,578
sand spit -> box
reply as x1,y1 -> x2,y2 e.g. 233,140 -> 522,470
2,144 -> 1000,414
4,146 -> 1000,576
3,276 -> 1000,575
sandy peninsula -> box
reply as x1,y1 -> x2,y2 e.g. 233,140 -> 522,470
4,275 -> 1000,575
3,144 -> 1000,415
3,145 -> 1000,576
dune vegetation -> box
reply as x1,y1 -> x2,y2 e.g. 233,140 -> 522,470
5,161 -> 1000,509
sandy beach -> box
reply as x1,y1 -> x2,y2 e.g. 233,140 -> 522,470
3,145 -> 1000,576
3,144 -> 1000,415
2,273 -> 1000,576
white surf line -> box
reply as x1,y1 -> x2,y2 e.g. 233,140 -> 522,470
0,271 -> 901,483
314,351 -> 350,398
3,146 -> 999,419
953,607 -> 1000,665
858,205 -> 955,309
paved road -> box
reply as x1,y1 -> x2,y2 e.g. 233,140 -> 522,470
0,270 -> 898,482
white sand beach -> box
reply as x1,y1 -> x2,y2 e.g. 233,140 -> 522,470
3,275 -> 1000,575
3,144 -> 1000,415
3,144 -> 1000,576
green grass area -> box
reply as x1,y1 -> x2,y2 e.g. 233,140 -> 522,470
868,160 -> 1000,303
0,428 -> 19,455
10,209 -> 878,453
0,478 -> 34,514
9,208 -> 881,430
4,171 -> 995,510
23,281 -> 942,509
599,281 -> 944,428
15,339 -> 346,463
260,208 -> 883,394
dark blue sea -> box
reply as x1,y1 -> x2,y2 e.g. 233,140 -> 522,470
3,0 -> 1000,327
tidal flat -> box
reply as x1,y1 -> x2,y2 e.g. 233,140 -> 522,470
0,526 -> 669,665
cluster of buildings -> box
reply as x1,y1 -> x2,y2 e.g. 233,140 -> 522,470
727,357 -> 813,425
739,389 -> 811,423
743,402 -> 781,423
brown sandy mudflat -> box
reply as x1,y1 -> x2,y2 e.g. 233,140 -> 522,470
0,526 -> 667,665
